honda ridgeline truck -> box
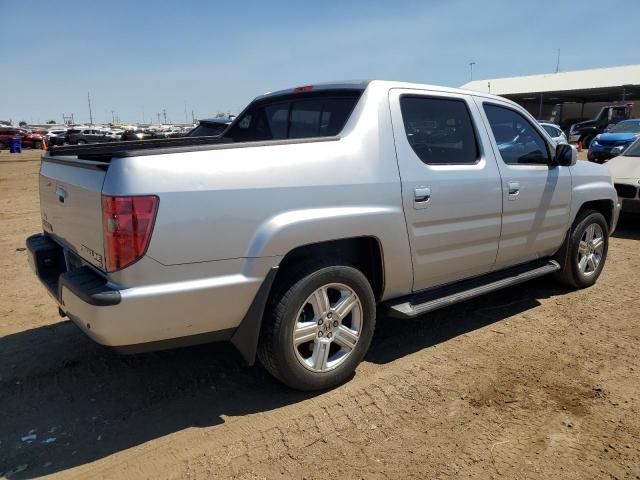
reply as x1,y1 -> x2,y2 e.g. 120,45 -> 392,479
27,81 -> 620,390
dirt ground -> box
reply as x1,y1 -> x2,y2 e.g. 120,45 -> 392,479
1,149 -> 639,479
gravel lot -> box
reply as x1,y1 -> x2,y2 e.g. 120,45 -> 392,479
1,150 -> 639,479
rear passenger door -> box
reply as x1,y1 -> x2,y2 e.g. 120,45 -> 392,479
476,99 -> 571,270
389,89 -> 503,292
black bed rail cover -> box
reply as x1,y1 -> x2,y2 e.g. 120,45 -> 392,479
48,136 -> 232,159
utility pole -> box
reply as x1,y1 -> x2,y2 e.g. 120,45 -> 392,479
162,109 -> 167,125
184,100 -> 188,124
469,62 -> 476,82
555,48 -> 561,73
87,92 -> 93,126
156,113 -> 161,125
191,110 -> 195,124
111,110 -> 116,124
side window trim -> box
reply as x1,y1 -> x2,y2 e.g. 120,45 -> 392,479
481,101 -> 553,166
398,93 -> 482,166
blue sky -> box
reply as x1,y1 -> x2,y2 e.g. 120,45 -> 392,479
2,0 -> 639,124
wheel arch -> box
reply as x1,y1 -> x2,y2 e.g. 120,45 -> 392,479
577,199 -> 615,231
230,236 -> 385,366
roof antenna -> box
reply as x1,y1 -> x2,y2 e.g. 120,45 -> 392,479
555,48 -> 561,73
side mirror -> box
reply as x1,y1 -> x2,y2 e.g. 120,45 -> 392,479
555,143 -> 577,167
610,145 -> 625,158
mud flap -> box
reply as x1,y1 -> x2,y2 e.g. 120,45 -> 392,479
230,267 -> 279,366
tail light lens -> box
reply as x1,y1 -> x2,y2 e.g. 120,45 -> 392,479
102,195 -> 159,272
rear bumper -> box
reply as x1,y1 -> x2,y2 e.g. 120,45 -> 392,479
26,234 -> 263,353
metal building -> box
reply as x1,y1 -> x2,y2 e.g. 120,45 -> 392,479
461,64 -> 640,127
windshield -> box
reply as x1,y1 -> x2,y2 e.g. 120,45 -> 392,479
541,124 -> 558,137
623,140 -> 640,157
611,120 -> 640,133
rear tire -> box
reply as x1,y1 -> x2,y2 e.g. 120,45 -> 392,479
258,260 -> 376,391
555,210 -> 608,289
581,135 -> 593,150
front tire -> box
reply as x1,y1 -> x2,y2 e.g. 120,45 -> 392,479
258,261 -> 376,391
555,210 -> 609,288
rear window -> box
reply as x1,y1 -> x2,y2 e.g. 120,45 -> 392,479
224,90 -> 361,142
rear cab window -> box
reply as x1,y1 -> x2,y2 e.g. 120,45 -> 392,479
399,96 -> 479,165
223,89 -> 362,143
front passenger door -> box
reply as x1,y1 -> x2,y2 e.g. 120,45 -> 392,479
477,100 -> 571,270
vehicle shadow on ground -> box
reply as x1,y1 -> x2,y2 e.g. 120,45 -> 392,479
0,275 -> 574,479
612,213 -> 640,240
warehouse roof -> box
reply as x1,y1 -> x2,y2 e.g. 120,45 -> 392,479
461,64 -> 640,103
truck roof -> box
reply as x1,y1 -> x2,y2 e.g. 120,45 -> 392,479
256,79 -> 519,107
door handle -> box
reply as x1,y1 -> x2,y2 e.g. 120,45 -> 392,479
414,186 -> 431,209
507,181 -> 520,200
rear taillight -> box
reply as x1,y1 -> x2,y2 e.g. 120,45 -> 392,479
102,195 -> 159,272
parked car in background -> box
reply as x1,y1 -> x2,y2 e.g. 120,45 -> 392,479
67,128 -> 116,145
559,117 -> 587,136
606,138 -> 640,214
569,104 -> 638,149
27,80 -> 619,391
539,122 -> 568,145
121,130 -> 149,141
103,129 -> 123,141
588,119 -> 640,163
46,128 -> 68,146
188,118 -> 232,137
0,128 -> 45,149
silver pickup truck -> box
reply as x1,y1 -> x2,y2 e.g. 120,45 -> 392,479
27,81 -> 620,390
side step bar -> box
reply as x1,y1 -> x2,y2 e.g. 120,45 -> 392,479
386,259 -> 560,318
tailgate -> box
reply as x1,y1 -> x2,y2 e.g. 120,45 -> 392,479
39,157 -> 107,270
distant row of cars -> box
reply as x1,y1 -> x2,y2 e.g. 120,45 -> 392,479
46,126 -> 196,146
0,127 -> 46,149
1,117 -> 234,151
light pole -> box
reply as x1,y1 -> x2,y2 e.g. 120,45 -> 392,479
111,110 -> 116,125
469,62 -> 476,82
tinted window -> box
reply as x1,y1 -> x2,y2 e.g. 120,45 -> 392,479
264,103 -> 290,139
484,104 -> 550,165
225,92 -> 360,142
624,140 -> 640,157
399,96 -> 479,164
